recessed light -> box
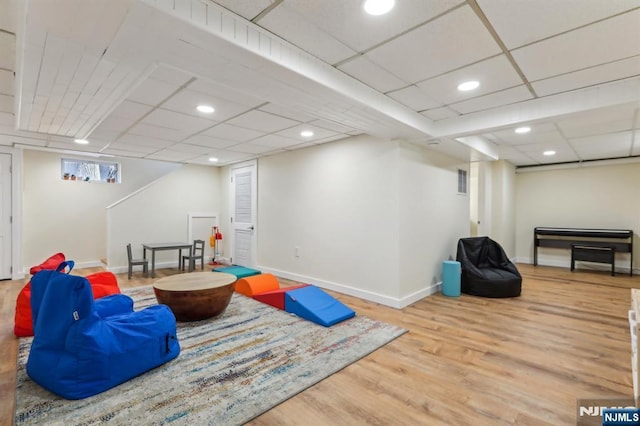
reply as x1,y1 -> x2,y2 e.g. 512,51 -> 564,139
197,105 -> 215,113
208,157 -> 219,162
457,80 -> 480,92
300,130 -> 314,137
543,150 -> 556,156
515,126 -> 531,134
74,139 -> 89,145
363,0 -> 395,15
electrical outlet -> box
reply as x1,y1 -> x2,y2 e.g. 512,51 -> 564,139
294,246 -> 300,258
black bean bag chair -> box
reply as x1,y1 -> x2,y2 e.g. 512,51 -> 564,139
456,236 -> 522,298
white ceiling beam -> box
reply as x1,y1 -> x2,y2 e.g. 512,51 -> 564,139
433,76 -> 640,138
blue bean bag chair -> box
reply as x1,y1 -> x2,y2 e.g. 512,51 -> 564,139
26,262 -> 180,399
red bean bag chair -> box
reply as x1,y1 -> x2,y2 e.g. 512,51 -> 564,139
13,254 -> 121,337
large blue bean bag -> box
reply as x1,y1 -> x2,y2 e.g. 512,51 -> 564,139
26,262 -> 180,399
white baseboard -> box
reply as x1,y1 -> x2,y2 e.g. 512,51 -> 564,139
516,257 -> 639,275
257,265 -> 441,309
107,261 -> 180,275
22,260 -> 105,276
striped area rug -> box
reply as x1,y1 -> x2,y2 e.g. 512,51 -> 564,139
14,285 -> 406,425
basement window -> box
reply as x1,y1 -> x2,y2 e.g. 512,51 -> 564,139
61,158 -> 120,183
457,169 -> 467,194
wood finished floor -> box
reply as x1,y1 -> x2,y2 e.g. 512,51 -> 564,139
1,263 -> 639,425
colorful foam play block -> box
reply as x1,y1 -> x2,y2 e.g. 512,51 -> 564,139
284,286 -> 355,327
235,273 -> 279,296
252,284 -> 309,310
213,265 -> 261,279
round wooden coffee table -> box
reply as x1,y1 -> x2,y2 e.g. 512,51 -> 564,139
153,272 -> 237,321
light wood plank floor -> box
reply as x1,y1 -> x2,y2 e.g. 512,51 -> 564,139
1,263 -> 638,425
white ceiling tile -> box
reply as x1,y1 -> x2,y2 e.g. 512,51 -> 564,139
183,134 -> 237,149
366,5 -> 502,83
569,130 -> 633,160
477,0 -> 639,49
514,138 -> 572,153
106,142 -> 158,154
556,104 -> 637,138
167,143 -> 214,155
227,143 -> 275,154
118,133 -> 175,148
187,78 -> 266,108
210,0 -> 274,21
200,148 -> 253,164
128,122 -> 188,142
0,93 -> 12,113
420,107 -> 459,121
280,0 -> 464,52
386,86 -> 440,111
258,103 -> 316,123
162,89 -> 253,122
308,119 -> 357,134
449,86 -> 533,114
227,109 -> 300,133
146,149 -> 198,162
110,100 -> 153,120
275,124 -> 339,142
141,108 -> 216,134
148,66 -> 194,87
47,139 -> 110,152
0,32 -> 15,70
511,9 -> 640,81
100,148 -> 146,158
0,111 -> 14,127
127,78 -> 180,106
251,134 -> 299,149
338,56 -> 407,93
532,56 -> 640,97
496,145 -> 537,166
258,4 -> 357,64
488,123 -> 563,146
513,144 -> 580,165
417,55 -> 524,105
202,123 -> 264,142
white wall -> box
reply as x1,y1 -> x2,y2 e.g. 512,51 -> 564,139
515,161 -> 640,271
107,163 -> 221,270
22,149 -> 180,269
256,135 -> 470,307
397,142 -> 470,301
257,135 -> 401,302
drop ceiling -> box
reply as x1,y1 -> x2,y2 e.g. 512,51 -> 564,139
0,0 -> 638,166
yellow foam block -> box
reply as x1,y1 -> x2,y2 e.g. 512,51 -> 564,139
235,273 -> 279,296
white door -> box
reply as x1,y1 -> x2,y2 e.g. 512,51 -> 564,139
0,154 -> 11,279
230,162 -> 257,266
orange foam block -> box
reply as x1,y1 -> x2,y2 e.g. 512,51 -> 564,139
253,284 -> 309,310
235,273 -> 280,296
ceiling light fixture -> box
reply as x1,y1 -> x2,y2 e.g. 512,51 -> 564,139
300,130 -> 314,137
74,139 -> 89,145
515,126 -> 531,134
363,0 -> 395,16
457,80 -> 480,92
543,150 -> 556,156
197,105 -> 215,113
208,157 -> 219,162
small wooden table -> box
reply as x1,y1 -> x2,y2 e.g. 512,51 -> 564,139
153,272 -> 236,321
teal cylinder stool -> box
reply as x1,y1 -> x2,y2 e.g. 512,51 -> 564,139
442,260 -> 461,297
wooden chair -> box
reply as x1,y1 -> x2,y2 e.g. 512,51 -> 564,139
127,243 -> 148,279
181,239 -> 205,272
